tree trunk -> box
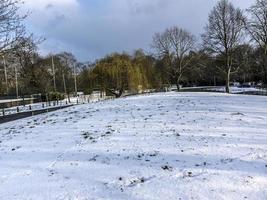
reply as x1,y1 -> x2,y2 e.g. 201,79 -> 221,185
263,66 -> 267,84
107,88 -> 123,98
263,48 -> 267,84
176,83 -> 180,91
176,74 -> 181,92
225,68 -> 231,93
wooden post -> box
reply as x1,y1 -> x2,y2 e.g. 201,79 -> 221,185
22,95 -> 25,106
63,73 -> 67,95
48,94 -> 51,107
30,95 -> 33,104
3,55 -> 8,95
46,93 -> 48,106
15,66 -> 19,99
52,56 -> 57,92
73,64 -> 77,96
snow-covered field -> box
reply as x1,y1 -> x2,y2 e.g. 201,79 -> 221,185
0,92 -> 267,200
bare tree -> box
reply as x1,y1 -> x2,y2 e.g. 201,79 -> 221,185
9,35 -> 43,96
246,0 -> 267,83
246,0 -> 267,50
57,52 -> 77,95
152,26 -> 195,90
0,0 -> 26,52
202,0 -> 245,93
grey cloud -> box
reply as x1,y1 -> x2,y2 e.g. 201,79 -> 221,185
47,14 -> 67,27
26,0 -> 255,62
45,3 -> 53,9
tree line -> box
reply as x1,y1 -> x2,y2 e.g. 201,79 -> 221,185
0,0 -> 266,98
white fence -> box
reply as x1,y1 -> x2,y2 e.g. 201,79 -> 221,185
0,94 -> 115,117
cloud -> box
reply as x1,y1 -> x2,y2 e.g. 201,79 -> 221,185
23,0 -> 79,24
45,4 -> 54,10
24,0 -> 78,9
22,0 -> 255,62
22,0 -> 80,53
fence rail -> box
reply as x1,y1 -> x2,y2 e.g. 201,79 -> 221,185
0,95 -> 115,122
0,105 -> 73,124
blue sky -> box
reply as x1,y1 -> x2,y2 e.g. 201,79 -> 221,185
22,0 -> 255,62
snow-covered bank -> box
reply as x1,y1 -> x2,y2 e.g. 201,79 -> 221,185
205,86 -> 266,94
0,92 -> 267,200
0,95 -> 105,117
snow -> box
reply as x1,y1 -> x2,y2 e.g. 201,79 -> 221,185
0,92 -> 267,200
0,98 -> 35,104
0,101 -> 68,117
206,86 -> 266,94
0,95 -> 104,117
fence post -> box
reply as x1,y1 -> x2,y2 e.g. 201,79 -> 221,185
22,95 -> 25,107
30,95 -> 34,105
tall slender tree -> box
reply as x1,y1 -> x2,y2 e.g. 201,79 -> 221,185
0,0 -> 26,52
152,26 -> 195,90
202,0 -> 245,93
246,0 -> 267,83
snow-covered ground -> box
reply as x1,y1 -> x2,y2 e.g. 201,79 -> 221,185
206,86 -> 266,94
0,92 -> 267,200
0,96 -> 104,117
0,98 -> 35,104
0,101 -> 69,117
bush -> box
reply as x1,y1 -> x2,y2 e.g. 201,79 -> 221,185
48,92 -> 65,101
